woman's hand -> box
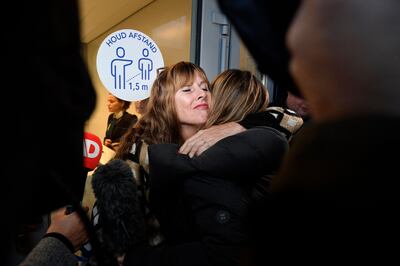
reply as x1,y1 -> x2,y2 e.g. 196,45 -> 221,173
179,122 -> 245,157
104,139 -> 112,147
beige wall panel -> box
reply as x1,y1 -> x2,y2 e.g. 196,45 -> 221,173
80,0 -> 154,43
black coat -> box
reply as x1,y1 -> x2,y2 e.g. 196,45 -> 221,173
250,115 -> 400,265
124,127 -> 288,266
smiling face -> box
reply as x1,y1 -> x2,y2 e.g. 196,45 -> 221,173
137,62 -> 210,144
175,72 -> 211,139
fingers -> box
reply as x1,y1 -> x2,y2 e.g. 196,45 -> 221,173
179,128 -> 218,157
47,206 -> 89,250
193,142 -> 210,157
180,122 -> 245,157
50,206 -> 67,221
64,211 -> 89,249
179,141 -> 189,154
179,130 -> 212,158
188,139 -> 210,158
179,130 -> 205,155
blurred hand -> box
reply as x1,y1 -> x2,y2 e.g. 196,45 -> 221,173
46,206 -> 89,251
104,139 -> 112,147
179,122 -> 245,157
111,142 -> 120,150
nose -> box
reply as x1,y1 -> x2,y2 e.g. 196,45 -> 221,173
196,88 -> 207,101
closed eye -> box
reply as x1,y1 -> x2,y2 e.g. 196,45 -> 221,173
181,87 -> 192,92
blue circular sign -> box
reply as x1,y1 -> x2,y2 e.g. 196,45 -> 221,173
96,29 -> 164,101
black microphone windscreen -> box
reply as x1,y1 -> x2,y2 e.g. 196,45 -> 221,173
91,159 -> 146,256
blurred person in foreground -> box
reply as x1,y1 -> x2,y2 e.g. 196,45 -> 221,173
244,0 -> 400,264
20,207 -> 89,266
4,0 -> 97,265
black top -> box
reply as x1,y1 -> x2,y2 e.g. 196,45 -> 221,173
104,111 -> 137,144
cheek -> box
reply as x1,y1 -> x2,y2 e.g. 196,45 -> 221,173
174,95 -> 189,120
289,58 -> 301,84
175,98 -> 208,125
290,58 -> 312,93
207,93 -> 213,108
175,106 -> 185,122
287,6 -> 313,84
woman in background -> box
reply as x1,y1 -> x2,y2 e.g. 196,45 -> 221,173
104,93 -> 137,150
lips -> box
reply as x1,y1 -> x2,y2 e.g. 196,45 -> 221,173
194,103 -> 209,110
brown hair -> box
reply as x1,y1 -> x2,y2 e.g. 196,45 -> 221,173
205,69 -> 269,128
109,93 -> 132,110
116,61 -> 209,159
119,99 -> 132,110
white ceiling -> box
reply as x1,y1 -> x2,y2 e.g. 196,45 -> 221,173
79,0 -> 154,43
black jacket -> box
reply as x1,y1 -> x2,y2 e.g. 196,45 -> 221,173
105,111 -> 137,144
124,127 -> 288,266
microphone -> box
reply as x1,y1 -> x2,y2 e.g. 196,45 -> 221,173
91,159 -> 146,260
83,132 -> 103,170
